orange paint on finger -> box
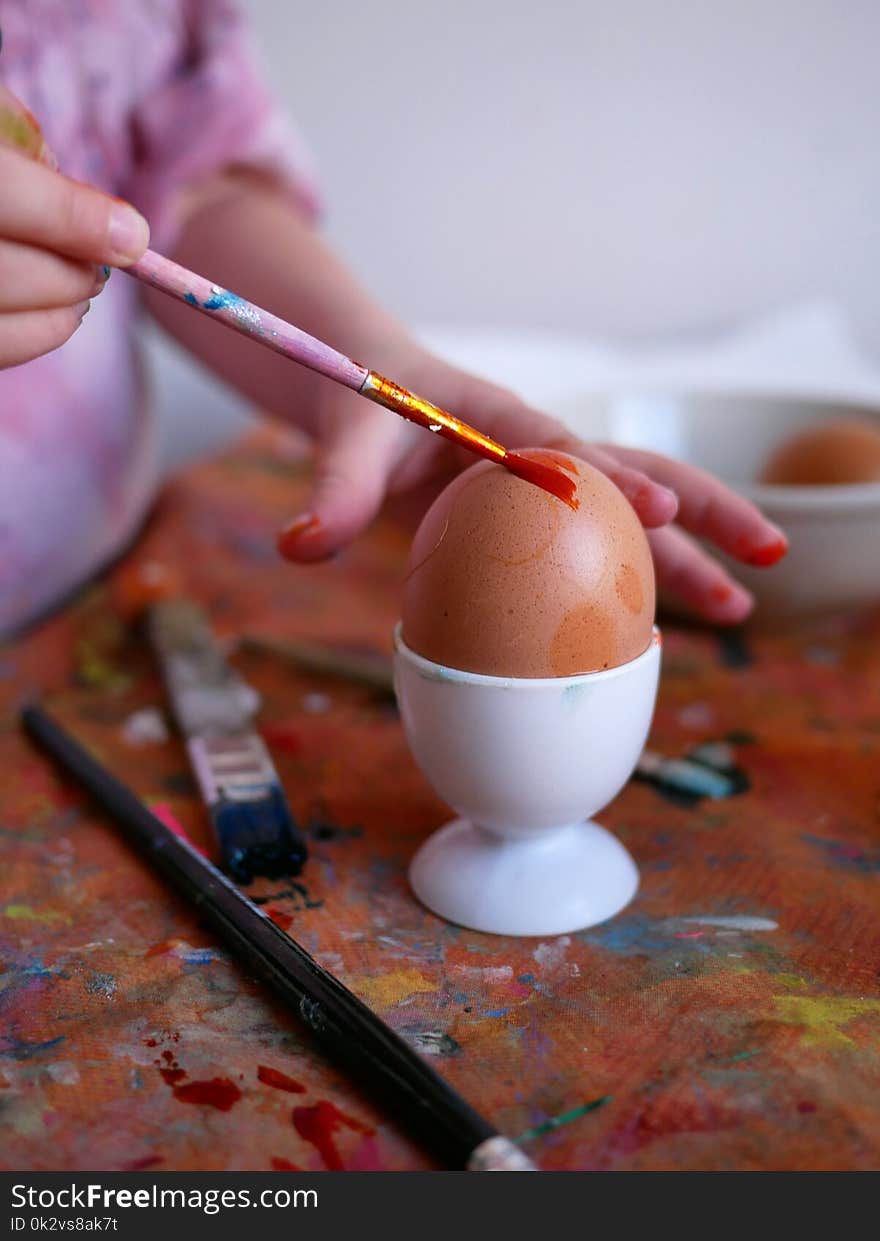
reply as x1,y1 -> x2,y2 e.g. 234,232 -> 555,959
709,583 -> 735,604
277,514 -> 321,560
744,536 -> 789,567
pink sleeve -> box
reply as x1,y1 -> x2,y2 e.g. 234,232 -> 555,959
121,0 -> 321,251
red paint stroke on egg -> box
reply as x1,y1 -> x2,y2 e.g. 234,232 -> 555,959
258,1064 -> 306,1093
172,1077 -> 242,1111
505,451 -> 579,509
270,1156 -> 302,1171
292,1101 -> 375,1171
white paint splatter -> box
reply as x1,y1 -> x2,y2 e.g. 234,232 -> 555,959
678,915 -> 778,932
677,701 -> 714,728
453,964 -> 513,983
121,707 -> 169,747
533,936 -> 571,969
45,1062 -> 79,1085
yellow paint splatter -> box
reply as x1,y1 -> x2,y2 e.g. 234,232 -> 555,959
772,994 -> 880,1048
774,973 -> 808,991
355,968 -> 436,1009
2,904 -> 70,925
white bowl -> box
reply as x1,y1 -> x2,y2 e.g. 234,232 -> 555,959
553,390 -> 880,618
393,625 -> 661,937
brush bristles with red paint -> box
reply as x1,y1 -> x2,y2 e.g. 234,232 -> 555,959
504,451 -> 579,509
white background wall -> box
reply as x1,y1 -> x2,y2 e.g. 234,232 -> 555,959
152,1 -> 880,465
246,0 -> 880,347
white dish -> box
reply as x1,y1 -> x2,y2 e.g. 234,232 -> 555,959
554,389 -> 880,618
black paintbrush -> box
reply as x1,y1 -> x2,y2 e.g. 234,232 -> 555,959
21,703 -> 536,1173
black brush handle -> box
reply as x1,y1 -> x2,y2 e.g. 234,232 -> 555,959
21,705 -> 527,1170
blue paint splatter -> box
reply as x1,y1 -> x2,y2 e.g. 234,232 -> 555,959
204,289 -> 246,312
183,292 -> 199,307
178,948 -> 218,966
517,973 -> 535,985
802,834 -> 880,874
0,1034 -> 66,1060
580,913 -> 713,956
483,1007 -> 511,1018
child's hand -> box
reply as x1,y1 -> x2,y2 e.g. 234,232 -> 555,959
0,136 -> 149,369
278,345 -> 787,625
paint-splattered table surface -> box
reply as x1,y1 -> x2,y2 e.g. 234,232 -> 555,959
1,429 -> 879,1172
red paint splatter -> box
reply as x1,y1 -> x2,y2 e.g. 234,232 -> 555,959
270,1156 -> 302,1171
144,1038 -> 158,1047
121,1155 -> 163,1171
160,1067 -> 186,1085
162,1050 -> 175,1063
292,1101 -> 374,1171
797,1100 -> 818,1114
145,940 -> 173,958
260,723 -> 303,757
266,907 -> 294,932
258,1064 -> 306,1093
173,1078 -> 242,1111
150,804 -> 210,857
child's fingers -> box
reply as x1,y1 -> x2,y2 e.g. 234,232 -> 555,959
277,406 -> 400,563
648,526 -> 754,624
570,443 -> 679,527
613,446 -> 788,566
0,303 -> 91,368
452,380 -> 679,528
0,146 -> 149,267
0,239 -> 104,311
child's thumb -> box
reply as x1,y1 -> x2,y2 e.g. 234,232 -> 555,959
277,412 -> 398,562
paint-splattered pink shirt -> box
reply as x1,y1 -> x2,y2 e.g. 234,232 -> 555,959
0,0 -> 318,635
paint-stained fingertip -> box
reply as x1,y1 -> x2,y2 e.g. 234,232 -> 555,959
705,582 -> 754,624
624,480 -> 679,527
277,514 -> 332,562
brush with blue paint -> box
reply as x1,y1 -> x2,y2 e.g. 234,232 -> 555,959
148,599 -> 307,884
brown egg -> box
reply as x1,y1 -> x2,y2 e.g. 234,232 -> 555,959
761,419 -> 880,485
401,449 -> 655,678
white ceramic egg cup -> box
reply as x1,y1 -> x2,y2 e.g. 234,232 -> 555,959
393,625 -> 661,937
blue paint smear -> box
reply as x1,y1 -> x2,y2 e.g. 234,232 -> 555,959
183,292 -> 199,307
0,1034 -> 65,1060
517,973 -> 535,985
203,289 -> 246,312
579,913 -> 715,957
179,948 -> 217,966
483,1007 -> 511,1018
802,834 -> 880,874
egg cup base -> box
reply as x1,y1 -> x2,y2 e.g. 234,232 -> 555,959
409,817 -> 639,937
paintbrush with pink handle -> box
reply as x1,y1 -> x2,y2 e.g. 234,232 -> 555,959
0,77 -> 573,507
125,249 -> 576,507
